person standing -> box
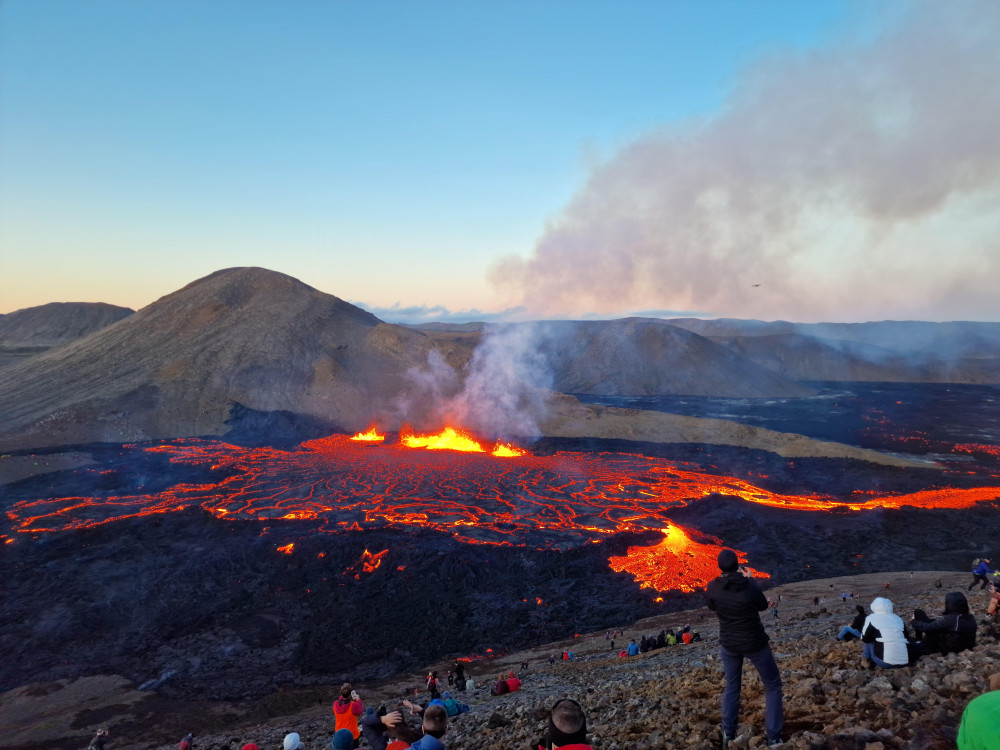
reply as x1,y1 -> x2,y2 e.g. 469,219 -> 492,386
706,550 -> 783,747
969,558 -> 993,590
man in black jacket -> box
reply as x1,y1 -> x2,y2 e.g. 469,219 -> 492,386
912,590 -> 977,657
706,549 -> 783,747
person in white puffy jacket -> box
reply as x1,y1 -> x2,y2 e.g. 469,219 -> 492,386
860,597 -> 910,668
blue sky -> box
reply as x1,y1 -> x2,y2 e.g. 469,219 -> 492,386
2,1 -> 997,323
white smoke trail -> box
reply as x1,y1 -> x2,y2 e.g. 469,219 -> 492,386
493,0 -> 1000,322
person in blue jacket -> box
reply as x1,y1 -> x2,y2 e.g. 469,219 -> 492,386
969,558 -> 993,590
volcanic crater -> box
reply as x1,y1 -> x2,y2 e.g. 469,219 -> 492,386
2,268 -> 1000,711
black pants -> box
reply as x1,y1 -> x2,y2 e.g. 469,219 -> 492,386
969,573 -> 990,590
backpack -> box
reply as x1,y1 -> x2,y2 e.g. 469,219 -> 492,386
973,558 -> 982,570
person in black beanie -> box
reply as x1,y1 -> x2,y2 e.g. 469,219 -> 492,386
706,549 -> 783,747
533,698 -> 592,749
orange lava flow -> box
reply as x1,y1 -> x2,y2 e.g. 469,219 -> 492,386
350,426 -> 385,442
609,526 -> 768,593
5,434 -> 999,593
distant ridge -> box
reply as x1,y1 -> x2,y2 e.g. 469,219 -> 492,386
666,318 -> 1000,384
0,302 -> 134,367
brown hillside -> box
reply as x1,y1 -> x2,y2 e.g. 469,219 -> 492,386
0,268 -> 473,448
0,301 -> 134,368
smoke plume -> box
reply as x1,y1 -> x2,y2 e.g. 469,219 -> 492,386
493,0 -> 1000,322
392,323 -> 553,439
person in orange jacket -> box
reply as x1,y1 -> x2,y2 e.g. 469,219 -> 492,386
333,682 -> 364,741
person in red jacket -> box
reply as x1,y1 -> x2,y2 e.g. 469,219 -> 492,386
536,699 -> 592,749
505,670 -> 522,692
491,673 -> 510,695
333,682 -> 364,742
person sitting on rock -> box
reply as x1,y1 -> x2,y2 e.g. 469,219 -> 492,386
283,733 -> 305,750
331,729 -> 355,750
332,683 -> 364,744
440,691 -> 460,717
534,698 -> 593,750
178,734 -> 194,750
837,605 -> 867,641
491,672 -> 510,696
505,670 -> 522,692
88,728 -> 110,750
360,705 -> 404,750
912,591 -> 977,657
987,583 -> 1000,621
861,597 -> 910,668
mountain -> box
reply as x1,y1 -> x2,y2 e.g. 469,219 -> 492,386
666,318 -> 1000,383
534,318 -> 814,397
0,302 -> 134,368
0,268 -> 474,449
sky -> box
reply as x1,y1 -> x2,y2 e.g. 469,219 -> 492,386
2,0 -> 998,324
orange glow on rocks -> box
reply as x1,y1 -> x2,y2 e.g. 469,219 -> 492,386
350,426 -> 386,442
7,434 -> 999,593
343,548 -> 388,578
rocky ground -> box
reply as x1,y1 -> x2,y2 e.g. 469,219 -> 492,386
6,570 -> 999,750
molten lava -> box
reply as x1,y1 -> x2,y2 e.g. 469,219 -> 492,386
5,433 -> 999,593
350,426 -> 385,442
401,426 -> 485,452
609,526 -> 768,593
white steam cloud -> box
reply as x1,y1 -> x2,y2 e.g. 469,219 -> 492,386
493,0 -> 1000,322
392,323 -> 553,439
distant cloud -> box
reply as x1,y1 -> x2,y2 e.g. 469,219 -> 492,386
355,301 -> 707,325
492,0 -> 1000,323
352,301 -> 510,325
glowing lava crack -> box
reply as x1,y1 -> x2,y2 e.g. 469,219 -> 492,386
6,431 -> 1000,592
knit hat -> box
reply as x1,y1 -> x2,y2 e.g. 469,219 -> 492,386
283,733 -> 305,750
331,729 -> 353,750
718,549 -> 739,572
241,745 -> 260,750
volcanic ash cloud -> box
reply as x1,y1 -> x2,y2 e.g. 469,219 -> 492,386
492,0 -> 1000,322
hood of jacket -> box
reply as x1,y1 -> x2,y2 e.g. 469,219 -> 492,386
870,597 -> 894,615
944,591 -> 970,614
721,571 -> 751,591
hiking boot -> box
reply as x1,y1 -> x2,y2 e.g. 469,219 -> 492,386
720,729 -> 733,747
768,740 -> 784,747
